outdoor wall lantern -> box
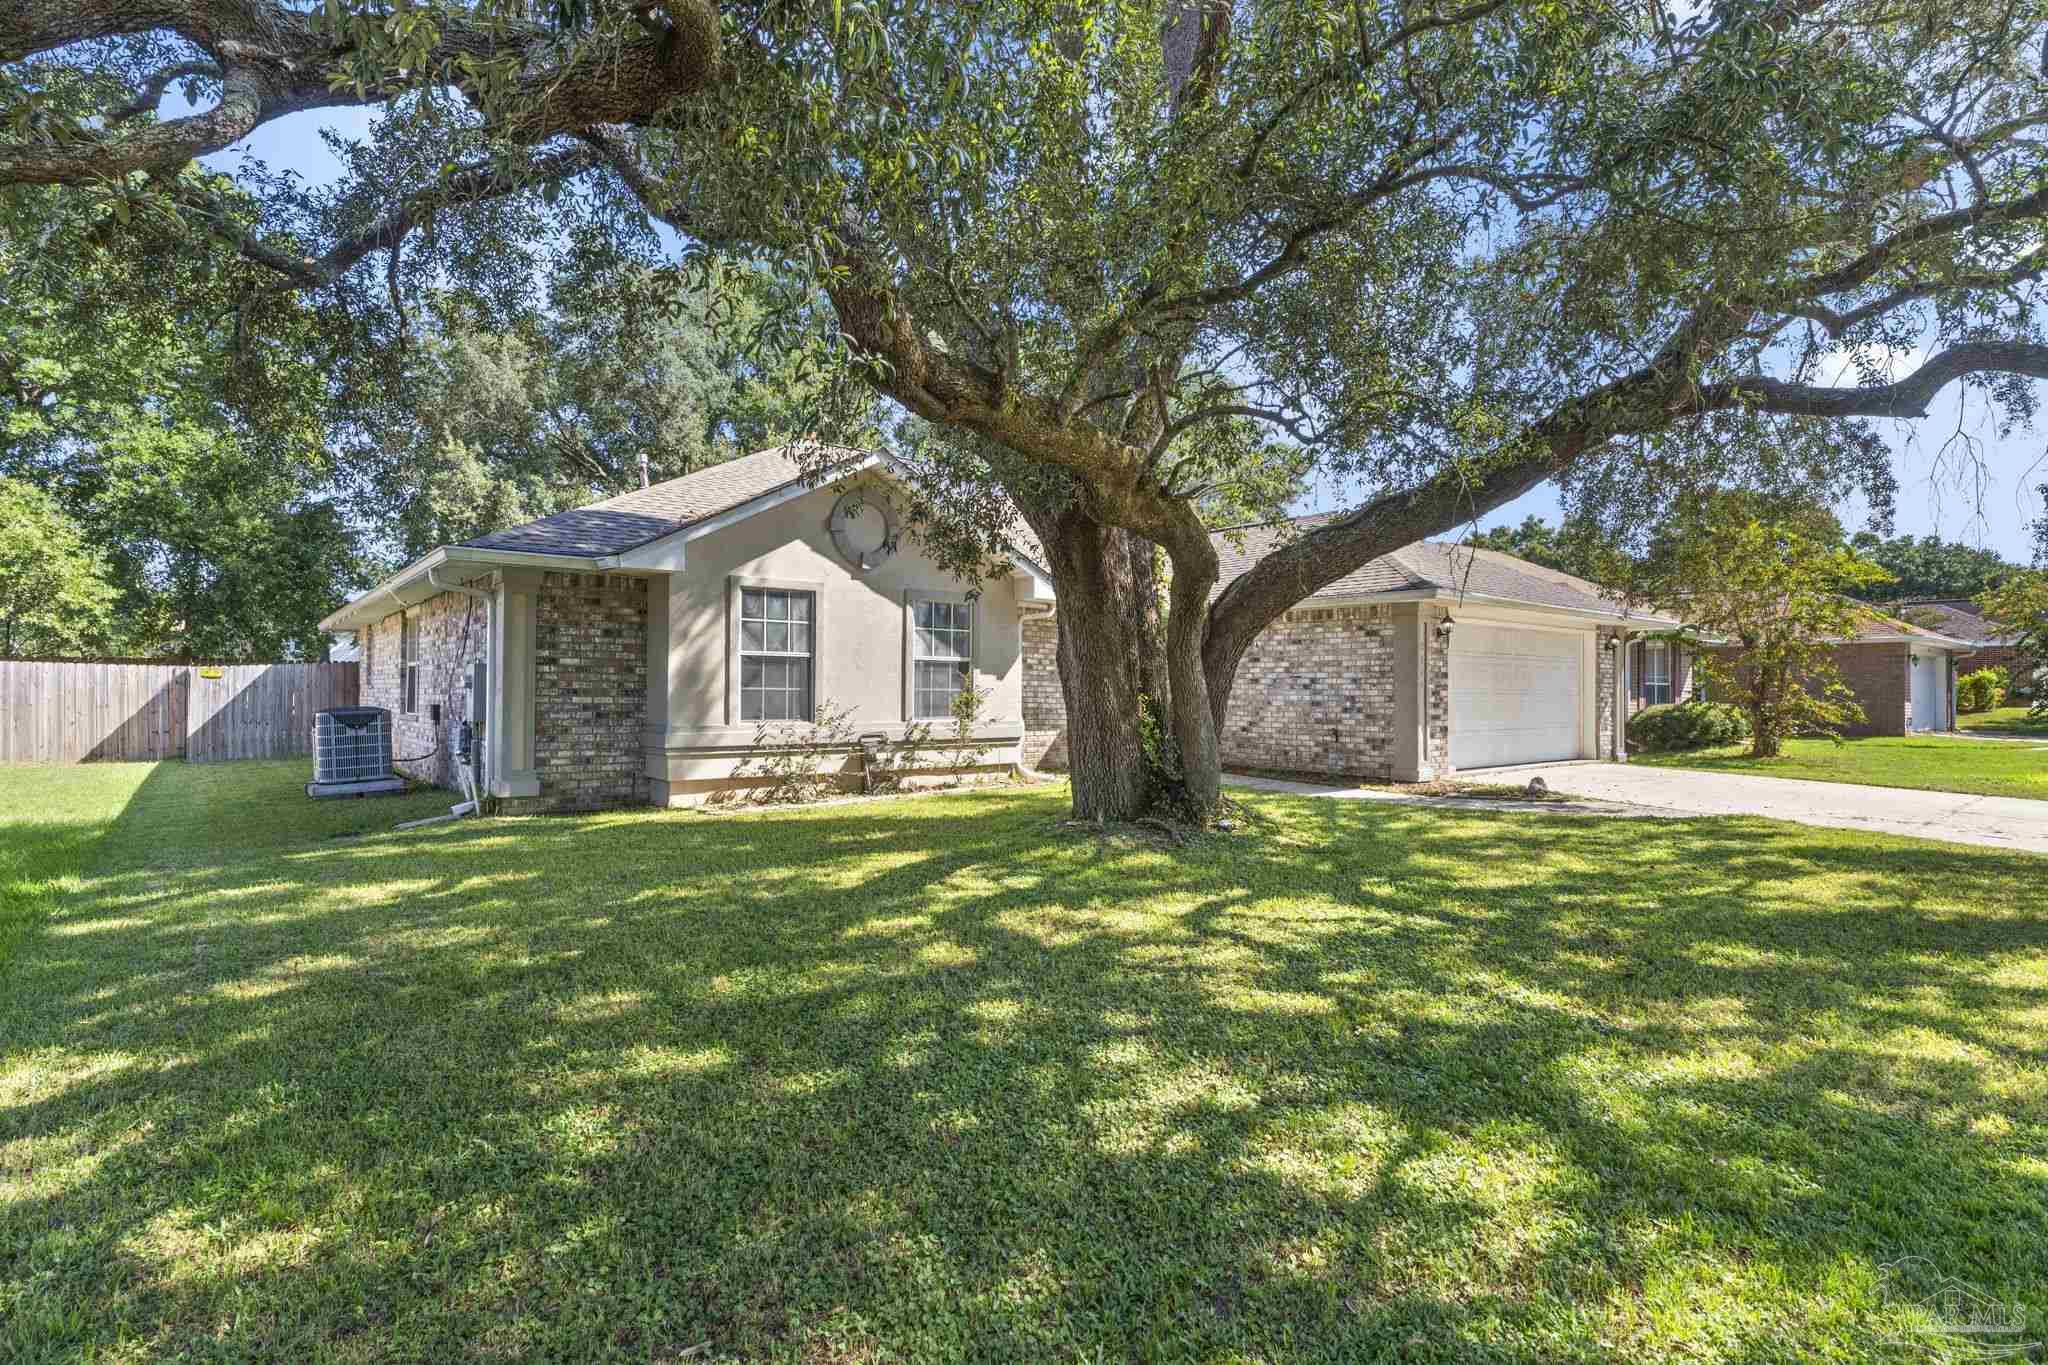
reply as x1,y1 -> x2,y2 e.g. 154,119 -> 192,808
1435,615 -> 1456,641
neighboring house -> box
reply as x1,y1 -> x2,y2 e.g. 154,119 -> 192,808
1189,525 -> 1681,778
1705,606 -> 1974,737
321,446 -> 1055,809
1892,597 -> 2036,694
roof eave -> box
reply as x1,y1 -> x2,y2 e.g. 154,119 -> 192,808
319,545 -> 609,633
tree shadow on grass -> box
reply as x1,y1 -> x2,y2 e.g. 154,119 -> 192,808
2,762 -> 2045,1362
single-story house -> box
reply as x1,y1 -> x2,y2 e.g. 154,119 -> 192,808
1825,609 -> 1975,735
1891,597 -> 2036,696
326,448 -> 1982,808
1702,606 -> 1974,737
1194,525 -> 1684,779
321,445 -> 1056,809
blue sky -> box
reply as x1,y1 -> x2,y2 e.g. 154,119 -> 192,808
205,108 -> 2047,563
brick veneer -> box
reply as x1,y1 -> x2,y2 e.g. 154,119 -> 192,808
1019,611 -> 1068,770
533,572 -> 649,809
1831,641 -> 1911,736
1956,644 -> 2032,686
1596,628 -> 1621,757
1223,604 -> 1402,779
1708,640 -> 1912,736
1017,602 -> 1618,782
360,586 -> 488,790
360,572 -> 649,810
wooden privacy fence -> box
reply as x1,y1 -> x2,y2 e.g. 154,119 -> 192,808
0,660 -> 360,764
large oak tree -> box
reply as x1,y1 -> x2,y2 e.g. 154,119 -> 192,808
9,0 -> 2048,818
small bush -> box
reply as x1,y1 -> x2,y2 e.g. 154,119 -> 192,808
1958,667 -> 2009,714
1628,700 -> 1752,752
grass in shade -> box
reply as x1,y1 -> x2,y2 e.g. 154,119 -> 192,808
3,759 -> 2045,1362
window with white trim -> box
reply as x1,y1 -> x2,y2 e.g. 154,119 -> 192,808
911,599 -> 972,719
1643,640 -> 1672,705
738,588 -> 814,722
400,609 -> 421,715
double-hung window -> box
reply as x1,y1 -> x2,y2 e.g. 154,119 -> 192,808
400,609 -> 421,715
739,588 -> 814,721
1642,640 -> 1673,705
911,599 -> 972,720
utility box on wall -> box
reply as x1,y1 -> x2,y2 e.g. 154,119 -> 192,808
464,658 -> 489,792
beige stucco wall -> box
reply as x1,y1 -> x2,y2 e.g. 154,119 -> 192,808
646,479 -> 1029,801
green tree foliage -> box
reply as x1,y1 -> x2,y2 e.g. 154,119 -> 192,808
1844,531 -> 2021,602
11,1 -> 2048,819
1466,517 -> 1588,577
344,268 -> 878,563
0,477 -> 116,657
1,182 -> 360,658
1979,571 -> 2048,719
1634,495 -> 1893,758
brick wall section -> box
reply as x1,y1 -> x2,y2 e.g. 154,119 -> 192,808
1831,641 -> 1909,736
1222,605 -> 1400,779
1596,628 -> 1621,758
1420,608 -> 1451,778
1709,640 -> 1909,737
1955,644 -> 2033,687
1019,602 -> 1633,779
360,586 -> 488,791
1019,612 -> 1068,770
533,572 -> 649,810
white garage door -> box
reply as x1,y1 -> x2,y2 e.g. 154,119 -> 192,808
1449,624 -> 1584,769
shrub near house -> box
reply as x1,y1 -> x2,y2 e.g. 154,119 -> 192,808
1957,667 -> 2010,714
1627,701 -> 1751,752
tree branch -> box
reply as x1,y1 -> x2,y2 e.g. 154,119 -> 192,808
110,61 -> 221,124
1693,341 -> 2048,420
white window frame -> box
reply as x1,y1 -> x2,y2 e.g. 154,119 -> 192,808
400,609 -> 421,715
725,576 -> 825,726
903,590 -> 977,722
1642,639 -> 1673,705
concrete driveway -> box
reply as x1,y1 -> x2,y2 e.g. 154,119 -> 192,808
1484,760 -> 2048,854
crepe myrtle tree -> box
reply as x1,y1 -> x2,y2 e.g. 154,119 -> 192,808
1625,492 -> 1894,757
10,1 -> 2048,821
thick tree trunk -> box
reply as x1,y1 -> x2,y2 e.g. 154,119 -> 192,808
1036,510 -> 1155,822
1164,549 -> 1222,817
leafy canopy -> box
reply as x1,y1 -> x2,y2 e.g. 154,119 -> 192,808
0,477 -> 117,658
1632,493 -> 1894,757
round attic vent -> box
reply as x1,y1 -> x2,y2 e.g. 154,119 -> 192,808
830,488 -> 899,572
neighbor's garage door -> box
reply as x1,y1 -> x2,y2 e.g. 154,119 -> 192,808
1449,624 -> 1583,769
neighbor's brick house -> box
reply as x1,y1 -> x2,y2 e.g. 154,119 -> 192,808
1891,598 -> 2036,696
1704,609 -> 1971,738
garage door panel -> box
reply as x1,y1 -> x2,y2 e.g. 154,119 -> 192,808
1449,625 -> 1582,769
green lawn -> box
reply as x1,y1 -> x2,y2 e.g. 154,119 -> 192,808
1960,705 -> 2048,737
4,761 -> 2047,1363
1634,734 -> 2048,800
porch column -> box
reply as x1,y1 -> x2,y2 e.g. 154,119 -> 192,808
1389,604 -> 1427,781
642,572 -> 675,804
487,568 -> 541,798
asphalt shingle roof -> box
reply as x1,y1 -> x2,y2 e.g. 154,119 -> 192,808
1887,598 -> 2014,645
1844,605 -> 1977,647
1211,516 -> 1671,620
461,445 -> 869,557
